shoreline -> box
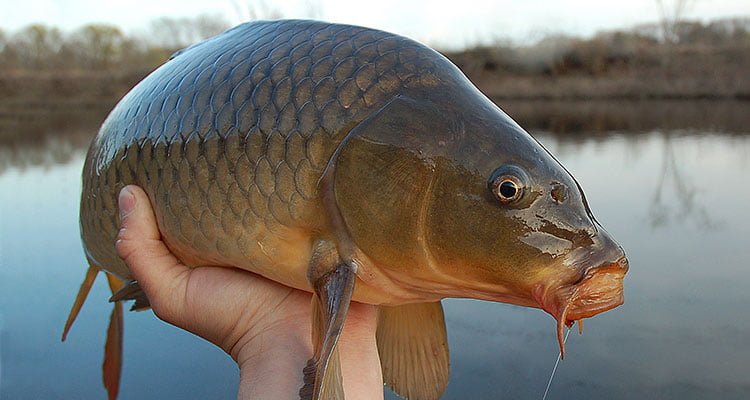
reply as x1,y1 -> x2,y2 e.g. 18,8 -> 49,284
2,68 -> 748,107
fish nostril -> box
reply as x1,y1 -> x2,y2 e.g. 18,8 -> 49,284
551,183 -> 567,204
615,255 -> 630,272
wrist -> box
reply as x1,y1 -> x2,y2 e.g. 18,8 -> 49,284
232,301 -> 383,400
235,319 -> 313,399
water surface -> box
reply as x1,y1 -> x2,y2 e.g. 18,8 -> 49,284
1,101 -> 749,399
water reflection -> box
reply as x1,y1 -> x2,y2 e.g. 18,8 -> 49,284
0,102 -> 112,173
1,101 -> 750,399
504,99 -> 750,136
1,100 -> 749,171
0,134 -> 88,175
649,135 -> 717,229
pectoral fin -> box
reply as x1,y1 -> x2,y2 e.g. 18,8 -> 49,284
377,301 -> 450,400
109,280 -> 151,311
299,260 -> 356,400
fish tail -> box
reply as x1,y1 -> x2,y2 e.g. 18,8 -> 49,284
104,273 -> 125,400
61,263 -> 99,341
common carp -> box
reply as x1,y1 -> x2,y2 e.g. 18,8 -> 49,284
63,20 -> 628,400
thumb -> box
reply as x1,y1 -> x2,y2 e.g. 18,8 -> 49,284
116,185 -> 188,322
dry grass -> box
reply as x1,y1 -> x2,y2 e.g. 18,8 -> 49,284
445,43 -> 750,100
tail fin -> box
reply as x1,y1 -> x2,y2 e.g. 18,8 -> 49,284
104,274 -> 125,400
62,264 -> 99,341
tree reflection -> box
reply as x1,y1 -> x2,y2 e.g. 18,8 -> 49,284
648,134 -> 718,229
0,102 -> 106,174
0,135 -> 87,175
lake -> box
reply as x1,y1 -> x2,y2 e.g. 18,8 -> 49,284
1,100 -> 749,399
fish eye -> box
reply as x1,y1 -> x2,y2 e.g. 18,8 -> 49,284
489,165 -> 528,205
492,175 -> 524,203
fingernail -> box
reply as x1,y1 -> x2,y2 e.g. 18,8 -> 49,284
119,186 -> 136,221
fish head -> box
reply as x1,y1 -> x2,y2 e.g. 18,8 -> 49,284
334,93 -> 627,352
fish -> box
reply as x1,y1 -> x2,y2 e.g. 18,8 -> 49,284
62,19 -> 628,400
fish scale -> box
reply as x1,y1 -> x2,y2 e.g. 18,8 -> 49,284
80,19 -> 448,281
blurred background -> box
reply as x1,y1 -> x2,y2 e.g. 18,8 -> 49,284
1,0 -> 749,399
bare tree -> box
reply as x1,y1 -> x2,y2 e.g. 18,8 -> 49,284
302,0 -> 323,20
230,0 -> 284,22
229,0 -> 324,21
148,14 -> 231,49
66,24 -> 126,69
654,0 -> 696,43
9,24 -> 65,69
193,14 -> 232,39
0,28 -> 10,69
148,17 -> 185,49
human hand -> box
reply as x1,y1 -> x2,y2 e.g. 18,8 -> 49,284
115,185 -> 384,399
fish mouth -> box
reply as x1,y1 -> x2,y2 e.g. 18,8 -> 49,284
533,256 -> 628,357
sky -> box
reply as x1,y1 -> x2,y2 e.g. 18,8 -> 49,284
1,0 -> 749,48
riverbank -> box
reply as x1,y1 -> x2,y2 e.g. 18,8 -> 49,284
2,42 -> 747,109
446,43 -> 749,101
2,17 -> 748,111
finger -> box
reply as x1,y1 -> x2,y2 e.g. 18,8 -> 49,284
115,185 -> 188,320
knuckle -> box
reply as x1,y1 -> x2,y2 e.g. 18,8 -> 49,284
115,236 -> 136,263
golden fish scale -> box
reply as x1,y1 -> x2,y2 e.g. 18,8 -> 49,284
80,20 -> 448,283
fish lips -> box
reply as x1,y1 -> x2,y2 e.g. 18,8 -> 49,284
533,255 -> 628,358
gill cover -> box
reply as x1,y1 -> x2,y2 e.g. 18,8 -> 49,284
333,95 -> 451,272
